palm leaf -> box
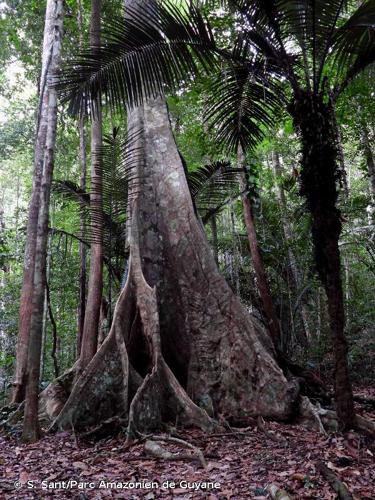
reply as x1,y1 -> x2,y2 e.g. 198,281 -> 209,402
188,161 -> 242,221
205,48 -> 283,153
53,180 -> 90,206
53,128 -> 142,258
56,0 -> 219,116
333,0 -> 375,96
232,0 -> 353,90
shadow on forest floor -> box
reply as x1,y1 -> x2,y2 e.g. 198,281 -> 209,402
0,387 -> 374,499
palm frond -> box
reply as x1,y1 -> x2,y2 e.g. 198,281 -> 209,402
188,161 -> 242,221
53,180 -> 90,206
56,0 -> 219,116
333,0 -> 375,96
234,1 -> 353,89
53,128 -> 142,259
205,51 -> 283,153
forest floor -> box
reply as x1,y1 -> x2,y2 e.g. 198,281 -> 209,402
0,387 -> 374,500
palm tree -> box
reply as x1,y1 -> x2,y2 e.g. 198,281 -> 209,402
206,0 -> 375,430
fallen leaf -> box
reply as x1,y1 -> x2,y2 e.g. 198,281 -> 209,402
72,461 -> 88,470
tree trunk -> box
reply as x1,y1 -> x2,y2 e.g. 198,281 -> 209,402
77,114 -> 87,358
22,0 -> 64,442
272,151 -> 311,342
47,96 -> 299,436
76,0 -> 87,358
39,235 -> 51,383
238,146 -> 281,347
289,91 -> 355,430
11,0 -> 60,404
79,0 -> 103,370
361,123 -> 375,224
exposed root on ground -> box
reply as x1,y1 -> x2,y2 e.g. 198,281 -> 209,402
298,396 -> 375,438
257,416 -> 288,444
299,396 -> 328,435
144,434 -> 206,468
317,461 -> 354,500
267,483 -> 293,500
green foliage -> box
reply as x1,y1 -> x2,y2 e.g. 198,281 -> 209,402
57,0 -> 219,116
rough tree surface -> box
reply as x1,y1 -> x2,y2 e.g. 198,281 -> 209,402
44,97 -> 299,436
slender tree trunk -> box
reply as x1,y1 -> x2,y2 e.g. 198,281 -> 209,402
76,0 -> 87,358
230,208 -> 241,297
361,123 -> 375,224
46,281 -> 59,379
11,0 -> 60,404
290,91 -> 354,430
238,146 -> 281,346
22,0 -> 64,442
334,119 -> 349,197
77,114 -> 87,358
272,151 -> 311,342
79,0 -> 103,370
40,235 -> 51,383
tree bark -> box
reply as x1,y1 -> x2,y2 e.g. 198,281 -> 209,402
361,123 -> 375,224
22,0 -> 64,442
77,115 -> 87,357
289,91 -> 355,430
76,0 -> 87,358
11,0 -> 60,404
79,0 -> 103,370
47,96 -> 299,436
238,146 -> 281,347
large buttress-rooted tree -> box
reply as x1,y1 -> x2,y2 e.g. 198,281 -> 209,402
47,95 -> 299,435
12,0 -> 63,404
22,0 -> 64,442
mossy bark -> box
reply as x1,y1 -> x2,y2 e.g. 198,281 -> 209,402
289,91 -> 355,430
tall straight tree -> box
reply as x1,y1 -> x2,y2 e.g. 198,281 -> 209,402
76,0 -> 88,357
11,0 -> 63,404
79,0 -> 104,370
361,122 -> 375,224
238,145 -> 281,346
22,0 -> 64,442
